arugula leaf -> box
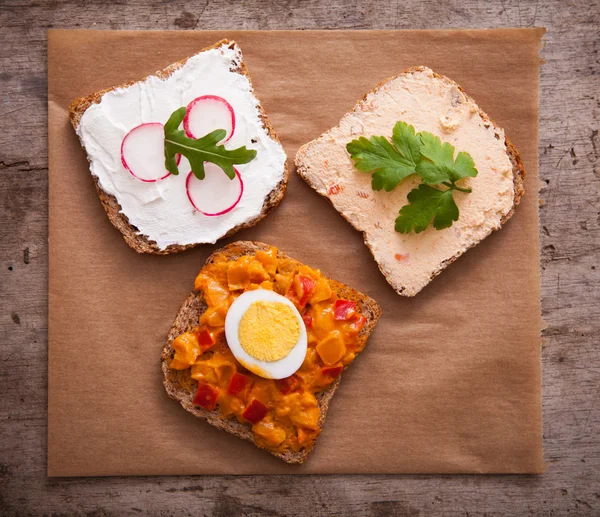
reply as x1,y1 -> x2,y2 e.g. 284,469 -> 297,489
163,107 -> 257,180
394,184 -> 459,234
346,128 -> 419,192
416,131 -> 477,185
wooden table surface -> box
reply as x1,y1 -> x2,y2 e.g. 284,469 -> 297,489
1,0 -> 599,515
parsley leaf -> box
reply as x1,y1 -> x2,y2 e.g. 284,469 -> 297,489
416,131 -> 477,185
164,107 -> 257,180
346,121 -> 421,192
394,184 -> 459,234
346,120 -> 478,233
391,121 -> 421,166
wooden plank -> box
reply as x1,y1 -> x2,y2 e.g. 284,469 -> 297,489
1,0 -> 599,514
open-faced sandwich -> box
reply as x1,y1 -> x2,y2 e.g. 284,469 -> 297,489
161,241 -> 381,463
69,40 -> 288,254
295,67 -> 526,296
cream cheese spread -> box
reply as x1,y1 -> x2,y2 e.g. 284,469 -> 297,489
297,67 -> 515,296
76,43 -> 287,249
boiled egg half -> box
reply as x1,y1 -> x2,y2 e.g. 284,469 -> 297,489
224,290 -> 307,379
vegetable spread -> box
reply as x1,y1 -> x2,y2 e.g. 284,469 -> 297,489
169,246 -> 367,453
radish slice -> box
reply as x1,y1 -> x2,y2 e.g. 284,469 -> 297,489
121,122 -> 177,182
186,163 -> 243,216
184,95 -> 235,142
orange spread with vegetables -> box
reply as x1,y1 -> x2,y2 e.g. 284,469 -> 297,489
169,247 -> 367,453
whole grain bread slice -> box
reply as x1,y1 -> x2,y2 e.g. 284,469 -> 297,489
295,66 -> 526,296
161,241 -> 382,464
69,40 -> 289,255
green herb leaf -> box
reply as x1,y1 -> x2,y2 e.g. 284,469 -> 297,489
346,133 -> 417,192
391,121 -> 421,166
453,151 -> 478,181
346,120 -> 478,233
416,131 -> 478,185
394,184 -> 459,234
163,107 -> 257,180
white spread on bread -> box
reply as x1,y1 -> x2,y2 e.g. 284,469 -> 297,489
296,68 -> 515,296
76,43 -> 286,249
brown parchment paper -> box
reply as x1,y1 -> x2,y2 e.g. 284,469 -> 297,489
48,29 -> 545,476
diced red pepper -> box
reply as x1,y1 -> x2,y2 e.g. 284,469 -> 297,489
334,299 -> 357,320
276,375 -> 301,395
322,365 -> 343,378
302,313 -> 313,328
193,382 -> 219,411
298,275 -> 316,306
349,314 -> 367,333
196,327 -> 216,351
286,282 -> 298,302
288,275 -> 316,308
227,372 -> 253,395
242,399 -> 268,424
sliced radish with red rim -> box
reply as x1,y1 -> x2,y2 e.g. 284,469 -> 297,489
186,163 -> 243,216
184,95 -> 235,142
121,122 -> 179,182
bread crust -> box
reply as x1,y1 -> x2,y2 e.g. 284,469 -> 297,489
295,66 -> 526,296
69,40 -> 289,255
160,241 -> 382,464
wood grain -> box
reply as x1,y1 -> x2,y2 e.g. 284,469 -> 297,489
0,0 -> 599,515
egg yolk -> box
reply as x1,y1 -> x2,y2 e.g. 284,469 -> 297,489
238,301 -> 300,362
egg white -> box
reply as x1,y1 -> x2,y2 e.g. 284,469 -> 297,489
224,290 -> 307,379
